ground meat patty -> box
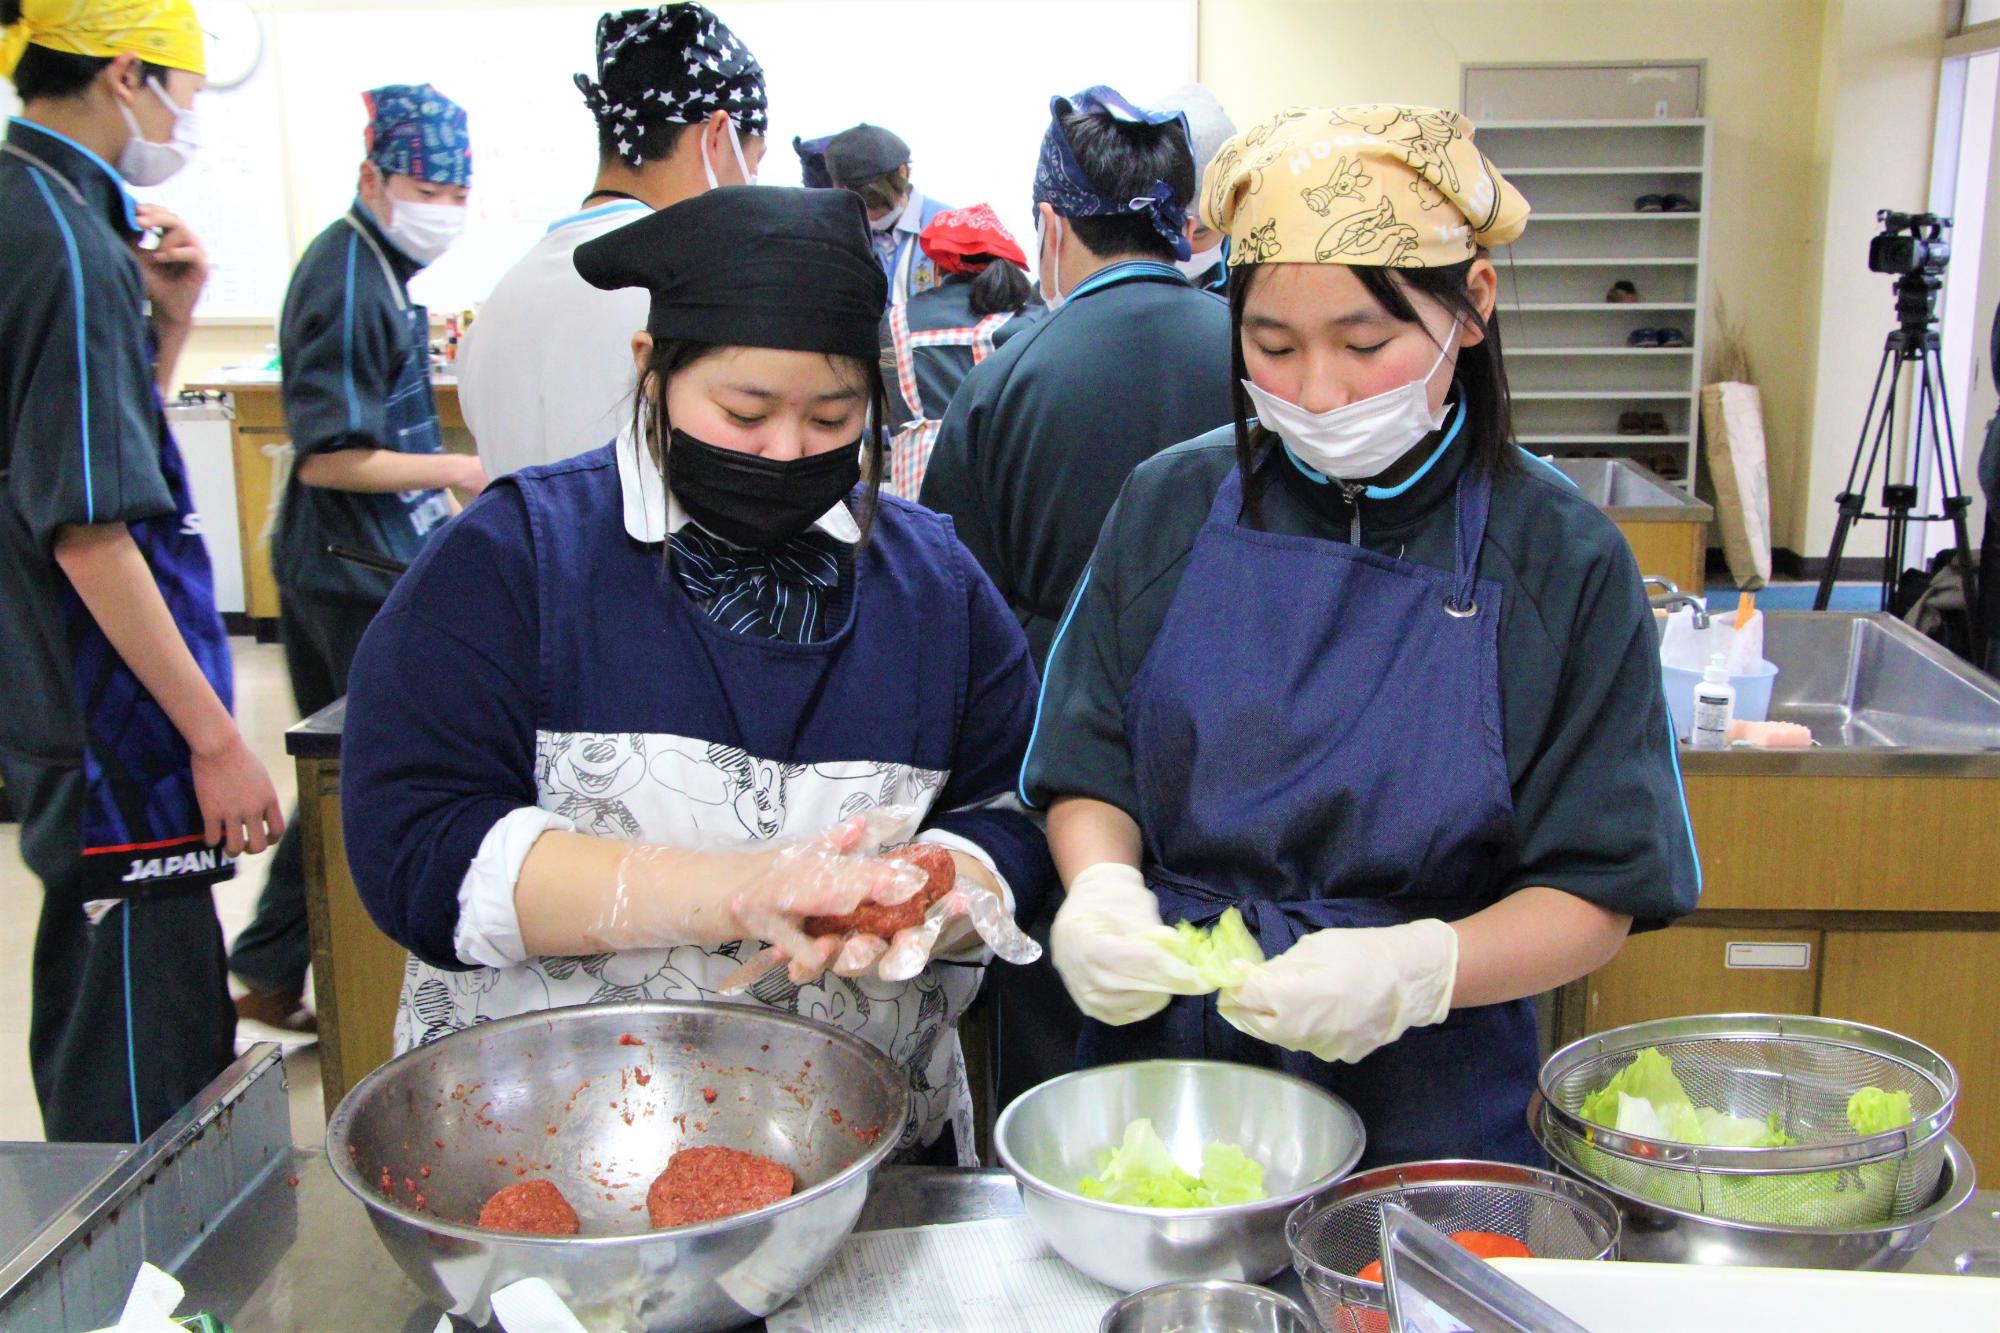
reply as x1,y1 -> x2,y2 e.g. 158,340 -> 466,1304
648,1145 -> 795,1228
803,844 -> 956,939
477,1179 -> 580,1235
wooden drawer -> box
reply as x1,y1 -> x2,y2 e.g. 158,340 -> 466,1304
1584,925 -> 1820,1036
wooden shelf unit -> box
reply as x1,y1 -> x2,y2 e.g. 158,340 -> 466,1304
1481,119 -> 1712,488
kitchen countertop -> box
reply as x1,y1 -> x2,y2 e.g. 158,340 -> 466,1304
170,1154 -> 2000,1330
286,697 -> 345,760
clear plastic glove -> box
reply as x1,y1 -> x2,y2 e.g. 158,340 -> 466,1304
1050,863 -> 1208,1025
612,806 -> 926,985
867,846 -> 1041,983
725,843 -> 1041,989
1216,919 -> 1458,1064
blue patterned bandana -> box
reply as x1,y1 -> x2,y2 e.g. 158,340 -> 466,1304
362,83 -> 471,186
1033,84 -> 1190,261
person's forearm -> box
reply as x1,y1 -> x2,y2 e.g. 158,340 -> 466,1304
152,315 -> 192,395
1047,796 -> 1143,886
295,447 -> 464,494
54,523 -> 237,756
513,829 -> 775,956
1449,887 -> 1630,1008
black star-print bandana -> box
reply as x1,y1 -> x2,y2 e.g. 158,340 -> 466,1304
574,3 -> 768,165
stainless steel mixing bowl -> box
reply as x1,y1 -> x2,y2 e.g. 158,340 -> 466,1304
1100,1279 -> 1317,1332
995,1060 -> 1366,1293
1536,1105 -> 1978,1270
326,1000 -> 907,1330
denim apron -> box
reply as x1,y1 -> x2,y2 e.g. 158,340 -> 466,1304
1078,460 -> 1541,1167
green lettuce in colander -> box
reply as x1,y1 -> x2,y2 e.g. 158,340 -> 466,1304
1574,1047 -> 1919,1227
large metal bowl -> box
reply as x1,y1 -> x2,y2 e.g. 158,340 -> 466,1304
326,1001 -> 907,1330
995,1060 -> 1366,1293
1536,1101 -> 1978,1270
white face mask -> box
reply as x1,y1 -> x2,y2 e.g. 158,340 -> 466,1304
701,118 -> 754,190
1035,213 -> 1065,309
867,198 -> 905,233
1176,239 -> 1224,282
1242,323 -> 1459,481
116,78 -> 198,187
384,196 -> 467,265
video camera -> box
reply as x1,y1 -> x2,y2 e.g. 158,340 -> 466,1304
1869,210 -> 1951,278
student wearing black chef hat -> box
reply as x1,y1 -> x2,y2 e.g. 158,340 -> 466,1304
338,186 -> 1051,1163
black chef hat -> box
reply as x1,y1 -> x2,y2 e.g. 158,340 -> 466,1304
824,123 -> 910,186
574,186 -> 887,361
575,4 -> 767,166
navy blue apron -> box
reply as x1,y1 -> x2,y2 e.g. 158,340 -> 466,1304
340,213 -> 452,567
1077,459 -> 1541,1167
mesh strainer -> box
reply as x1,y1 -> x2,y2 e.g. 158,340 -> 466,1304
1285,1160 -> 1620,1333
1537,1014 -> 1957,1230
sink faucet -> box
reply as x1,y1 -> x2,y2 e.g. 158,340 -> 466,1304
1657,594 -> 1711,631
1643,576 -> 1681,599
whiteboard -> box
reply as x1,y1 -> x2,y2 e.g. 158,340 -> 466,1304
0,40 -> 291,320
7,0 -> 1195,319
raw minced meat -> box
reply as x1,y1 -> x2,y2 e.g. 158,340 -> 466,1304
803,844 -> 955,938
477,1178 -> 580,1234
647,1145 -> 795,1228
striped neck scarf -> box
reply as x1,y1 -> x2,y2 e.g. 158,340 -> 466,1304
668,524 -> 846,642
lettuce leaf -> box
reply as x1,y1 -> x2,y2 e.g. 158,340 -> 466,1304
1574,1049 -> 1913,1226
1847,1087 -> 1914,1137
1166,908 -> 1265,991
1695,1107 -> 1794,1148
1075,1118 -> 1267,1209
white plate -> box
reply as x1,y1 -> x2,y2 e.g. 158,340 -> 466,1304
1488,1257 -> 2000,1330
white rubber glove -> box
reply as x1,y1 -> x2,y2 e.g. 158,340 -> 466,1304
1050,863 -> 1208,1025
1216,919 -> 1459,1064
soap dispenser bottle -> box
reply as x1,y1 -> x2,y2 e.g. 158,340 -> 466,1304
1691,653 -> 1735,749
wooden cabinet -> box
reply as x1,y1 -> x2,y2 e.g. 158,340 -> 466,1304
296,747 -> 405,1115
1820,929 -> 2000,1172
1584,926 -> 1819,1036
1614,518 -> 1707,603
1573,921 -> 1997,1172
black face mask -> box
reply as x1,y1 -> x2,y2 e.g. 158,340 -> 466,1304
667,427 -> 862,549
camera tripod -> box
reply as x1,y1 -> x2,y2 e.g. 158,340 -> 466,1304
1813,299 -> 1984,661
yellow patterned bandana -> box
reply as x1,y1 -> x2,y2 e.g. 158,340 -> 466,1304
1201,105 -> 1528,269
2,0 -> 206,82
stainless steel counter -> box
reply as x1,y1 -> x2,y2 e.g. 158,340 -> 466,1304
172,1155 -> 2000,1330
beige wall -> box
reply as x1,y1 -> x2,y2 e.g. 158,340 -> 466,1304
1794,0 -> 1950,560
179,0 -> 1957,558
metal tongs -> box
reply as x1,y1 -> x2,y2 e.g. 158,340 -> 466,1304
1378,1202 -> 1595,1333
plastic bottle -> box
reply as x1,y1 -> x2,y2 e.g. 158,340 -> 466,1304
1691,653 -> 1735,749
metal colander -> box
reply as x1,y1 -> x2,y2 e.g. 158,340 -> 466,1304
1537,1014 -> 1957,1230
1285,1161 -> 1620,1333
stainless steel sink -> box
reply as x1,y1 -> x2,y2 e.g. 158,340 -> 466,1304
1681,612 -> 2000,773
1550,458 -> 1714,522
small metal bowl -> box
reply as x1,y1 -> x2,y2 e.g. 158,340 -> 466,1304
995,1059 -> 1366,1293
1101,1279 -> 1316,1332
326,1001 -> 907,1331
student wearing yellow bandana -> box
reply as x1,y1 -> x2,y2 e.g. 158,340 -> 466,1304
4,0 -> 286,1142
1025,106 -> 1699,1167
